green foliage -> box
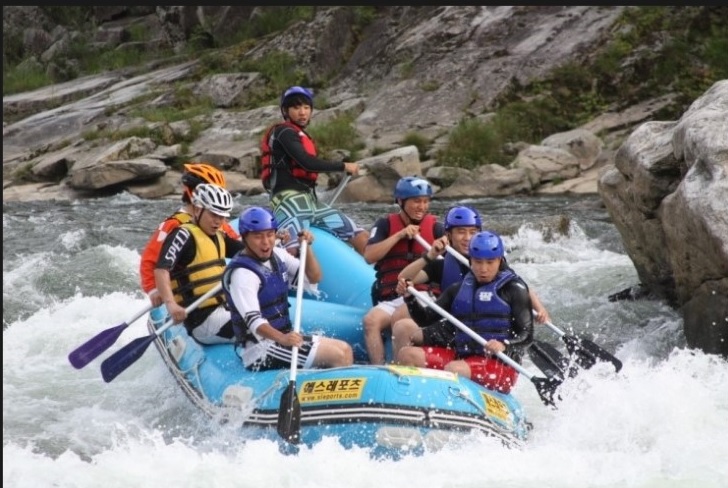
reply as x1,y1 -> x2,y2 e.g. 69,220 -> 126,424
402,132 -> 431,161
3,63 -> 53,96
40,7 -> 93,29
218,7 -> 315,47
419,80 -> 441,92
308,114 -> 365,160
436,118 -> 508,169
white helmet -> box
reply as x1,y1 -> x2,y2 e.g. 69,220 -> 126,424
191,183 -> 233,217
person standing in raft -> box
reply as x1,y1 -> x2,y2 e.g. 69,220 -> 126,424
261,86 -> 369,256
393,231 -> 534,394
223,206 -> 353,371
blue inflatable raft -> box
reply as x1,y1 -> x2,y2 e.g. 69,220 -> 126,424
147,225 -> 530,457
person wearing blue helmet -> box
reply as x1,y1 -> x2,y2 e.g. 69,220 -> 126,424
361,175 -> 445,365
394,206 -> 551,326
260,86 -> 368,256
222,206 -> 353,371
393,230 -> 534,394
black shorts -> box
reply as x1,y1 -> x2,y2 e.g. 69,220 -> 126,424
421,319 -> 455,348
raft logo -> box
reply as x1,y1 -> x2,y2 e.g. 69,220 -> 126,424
480,392 -> 513,424
299,377 -> 367,403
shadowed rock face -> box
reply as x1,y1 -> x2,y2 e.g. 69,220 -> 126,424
599,80 -> 728,357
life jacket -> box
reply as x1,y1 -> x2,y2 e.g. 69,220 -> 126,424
372,213 -> 437,303
260,122 -> 319,190
222,252 -> 291,342
169,223 -> 227,310
450,270 -> 516,357
440,253 -> 469,291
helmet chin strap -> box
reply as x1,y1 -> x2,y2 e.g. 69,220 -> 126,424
399,201 -> 422,225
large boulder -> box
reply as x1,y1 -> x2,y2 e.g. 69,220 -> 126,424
598,80 -> 728,357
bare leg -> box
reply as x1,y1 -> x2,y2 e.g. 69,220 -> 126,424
397,346 -> 427,367
391,302 -> 411,323
312,337 -> 354,368
363,307 -> 392,365
391,318 -> 423,363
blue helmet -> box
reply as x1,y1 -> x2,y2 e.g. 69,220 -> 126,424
280,86 -> 314,117
445,206 -> 482,231
393,176 -> 433,201
238,206 -> 278,235
469,231 -> 505,259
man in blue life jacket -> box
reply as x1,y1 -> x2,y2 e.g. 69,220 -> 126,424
392,230 -> 534,394
394,205 -> 551,323
222,206 -> 353,371
261,86 -> 368,256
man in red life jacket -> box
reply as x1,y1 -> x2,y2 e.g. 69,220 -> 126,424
361,176 -> 445,365
260,86 -> 368,256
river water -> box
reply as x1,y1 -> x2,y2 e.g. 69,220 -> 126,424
3,191 -> 727,488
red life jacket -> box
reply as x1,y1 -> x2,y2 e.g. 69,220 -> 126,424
260,122 -> 319,190
372,213 -> 437,303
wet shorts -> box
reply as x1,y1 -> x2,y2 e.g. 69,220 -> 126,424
421,346 -> 519,394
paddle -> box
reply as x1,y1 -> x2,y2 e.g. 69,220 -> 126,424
327,174 -> 352,206
100,283 -> 223,383
416,234 -> 622,373
68,294 -> 156,369
542,320 -> 623,373
406,286 -> 561,407
413,235 -> 567,380
528,340 -> 577,380
277,238 -> 308,444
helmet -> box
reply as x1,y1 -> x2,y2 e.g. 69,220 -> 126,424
191,183 -> 233,217
280,86 -> 314,118
393,176 -> 433,201
238,206 -> 278,234
182,163 -> 226,201
469,231 -> 505,259
444,206 -> 482,231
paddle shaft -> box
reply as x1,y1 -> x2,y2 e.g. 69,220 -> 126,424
406,286 -> 536,380
289,238 -> 308,381
155,282 -> 223,337
327,174 -> 351,206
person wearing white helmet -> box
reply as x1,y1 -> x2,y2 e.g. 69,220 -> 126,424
154,183 -> 244,344
139,162 -> 240,307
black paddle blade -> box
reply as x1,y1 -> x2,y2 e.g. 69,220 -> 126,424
563,335 -> 623,373
277,381 -> 301,444
528,340 -> 570,380
68,323 -> 129,369
531,375 -> 562,408
100,334 -> 155,383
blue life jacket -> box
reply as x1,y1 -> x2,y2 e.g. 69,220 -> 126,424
222,252 -> 291,341
450,269 -> 515,356
440,253 -> 469,291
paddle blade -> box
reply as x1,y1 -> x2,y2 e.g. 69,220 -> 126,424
68,323 -> 129,369
563,335 -> 623,373
100,335 -> 155,383
528,340 -> 572,380
530,375 -> 562,408
277,381 -> 301,444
